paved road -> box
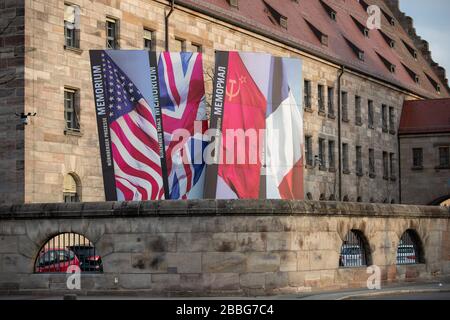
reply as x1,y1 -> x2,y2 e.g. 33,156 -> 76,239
352,291 -> 450,300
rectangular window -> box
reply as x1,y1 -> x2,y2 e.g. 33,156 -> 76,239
389,106 -> 396,133
64,4 -> 80,48
174,38 -> 186,52
355,95 -> 362,125
327,87 -> 334,116
439,147 -> 450,168
341,91 -> 348,122
318,84 -> 325,113
304,80 -> 311,109
305,136 -> 313,166
64,88 -> 80,131
383,151 -> 389,179
328,140 -> 335,170
143,28 -> 154,51
390,152 -> 396,179
319,138 -> 326,169
356,146 -> 362,176
192,43 -> 203,53
382,104 -> 388,132
369,148 -> 375,177
106,17 -> 119,49
368,100 -> 374,128
342,143 -> 349,173
412,148 -> 423,168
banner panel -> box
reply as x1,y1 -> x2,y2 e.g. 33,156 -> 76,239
205,52 -> 304,200
89,50 -> 208,201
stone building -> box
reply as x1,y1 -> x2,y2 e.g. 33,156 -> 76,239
399,99 -> 450,205
0,0 -> 448,204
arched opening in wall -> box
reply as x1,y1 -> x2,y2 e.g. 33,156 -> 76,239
34,233 -> 103,273
63,173 -> 81,202
339,230 -> 372,267
329,194 -> 336,201
357,196 -> 362,203
306,192 -> 313,200
396,229 -> 425,265
383,198 -> 388,203
391,199 -> 395,204
343,195 -> 349,202
369,198 -> 374,203
319,193 -> 326,201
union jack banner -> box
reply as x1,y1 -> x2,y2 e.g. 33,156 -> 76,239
90,50 -> 165,201
159,52 -> 208,199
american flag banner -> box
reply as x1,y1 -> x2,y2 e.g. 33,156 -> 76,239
158,52 -> 208,199
90,50 -> 165,201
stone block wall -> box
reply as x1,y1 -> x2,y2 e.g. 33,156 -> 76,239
0,200 -> 449,296
0,0 -> 25,204
400,133 -> 450,205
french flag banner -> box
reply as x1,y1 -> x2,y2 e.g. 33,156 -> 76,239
205,51 -> 304,200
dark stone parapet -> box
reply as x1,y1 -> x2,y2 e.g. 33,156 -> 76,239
0,200 -> 448,220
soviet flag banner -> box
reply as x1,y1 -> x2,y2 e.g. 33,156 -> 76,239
204,51 -> 304,199
89,50 -> 208,201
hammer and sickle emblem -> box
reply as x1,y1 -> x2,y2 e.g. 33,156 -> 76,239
226,76 -> 247,102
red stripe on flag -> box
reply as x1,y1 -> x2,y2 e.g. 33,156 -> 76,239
162,53 -> 181,107
278,157 -> 304,200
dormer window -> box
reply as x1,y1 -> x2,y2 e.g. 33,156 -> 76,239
280,16 -> 288,29
351,15 -> 369,37
363,28 -> 369,37
425,72 -> 441,93
344,36 -> 364,61
305,19 -> 328,46
402,63 -> 420,84
379,30 -> 395,48
227,0 -> 238,8
402,40 -> 418,60
376,52 -> 396,73
263,0 -> 287,29
319,0 -> 337,21
381,8 -> 395,26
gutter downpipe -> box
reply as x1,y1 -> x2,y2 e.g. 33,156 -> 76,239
337,66 -> 345,201
165,0 -> 175,51
398,133 -> 402,203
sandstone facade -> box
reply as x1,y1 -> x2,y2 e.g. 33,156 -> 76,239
0,0 -> 448,204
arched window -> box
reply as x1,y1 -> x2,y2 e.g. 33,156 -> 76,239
383,198 -> 388,203
319,193 -> 326,201
396,229 -> 425,265
357,196 -> 362,203
343,195 -> 349,202
34,233 -> 103,273
391,199 -> 395,204
306,192 -> 313,200
63,173 -> 81,202
369,197 -> 374,203
329,194 -> 336,201
339,230 -> 371,267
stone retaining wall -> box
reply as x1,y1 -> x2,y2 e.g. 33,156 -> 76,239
0,200 -> 449,296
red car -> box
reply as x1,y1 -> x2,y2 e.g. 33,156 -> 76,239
35,248 -> 80,273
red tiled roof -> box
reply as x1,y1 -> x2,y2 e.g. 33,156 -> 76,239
176,0 -> 449,99
399,99 -> 450,134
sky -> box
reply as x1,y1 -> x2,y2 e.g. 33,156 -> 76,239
399,0 -> 450,74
